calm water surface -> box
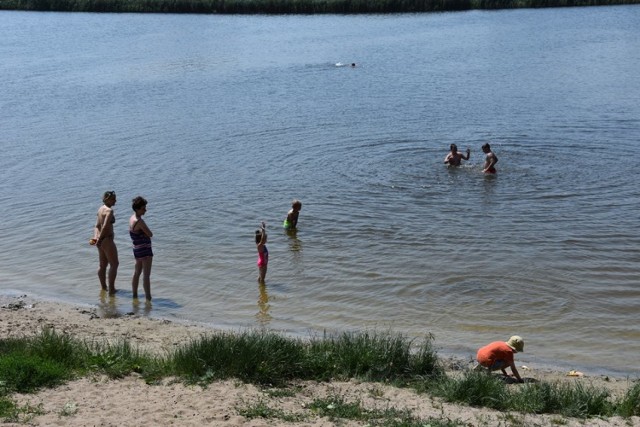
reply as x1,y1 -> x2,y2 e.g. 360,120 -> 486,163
1,6 -> 639,376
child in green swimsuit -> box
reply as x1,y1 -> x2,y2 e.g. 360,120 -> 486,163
283,199 -> 302,230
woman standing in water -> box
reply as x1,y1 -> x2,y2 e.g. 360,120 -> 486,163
93,191 -> 119,295
129,196 -> 153,301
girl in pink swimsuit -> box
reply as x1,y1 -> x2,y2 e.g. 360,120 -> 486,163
255,222 -> 268,283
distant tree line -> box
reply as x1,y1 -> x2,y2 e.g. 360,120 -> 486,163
1,0 -> 638,14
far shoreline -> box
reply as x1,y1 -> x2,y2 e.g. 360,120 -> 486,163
1,0 -> 639,15
1,291 -> 637,382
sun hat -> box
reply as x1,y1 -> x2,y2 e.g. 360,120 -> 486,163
506,336 -> 524,353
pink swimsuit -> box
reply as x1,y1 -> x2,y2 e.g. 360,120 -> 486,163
257,245 -> 268,268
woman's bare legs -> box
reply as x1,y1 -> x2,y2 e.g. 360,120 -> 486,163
97,238 -> 118,294
132,256 -> 152,301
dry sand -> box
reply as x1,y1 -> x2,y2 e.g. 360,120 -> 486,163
1,295 -> 638,427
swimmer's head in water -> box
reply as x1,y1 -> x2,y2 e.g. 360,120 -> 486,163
482,143 -> 491,153
450,144 -> 458,153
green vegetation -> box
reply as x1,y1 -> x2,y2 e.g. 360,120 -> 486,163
1,327 -> 639,424
166,329 -> 442,386
0,0 -> 638,14
616,382 -> 640,417
306,395 -> 465,426
236,393 -> 466,425
433,370 -> 616,418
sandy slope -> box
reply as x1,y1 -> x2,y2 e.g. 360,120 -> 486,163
1,295 -> 637,427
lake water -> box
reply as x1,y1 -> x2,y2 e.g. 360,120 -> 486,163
1,6 -> 639,377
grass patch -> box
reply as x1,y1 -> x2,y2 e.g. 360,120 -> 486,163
433,369 -> 622,419
435,370 -> 508,410
308,395 -> 465,426
508,380 -> 613,417
304,330 -> 443,383
236,398 -> 304,422
167,329 -> 442,387
168,330 -> 306,386
0,326 -> 638,424
86,340 -> 158,379
0,396 -> 44,423
615,382 -> 640,417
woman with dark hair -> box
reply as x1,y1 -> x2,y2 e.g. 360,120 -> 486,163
129,196 -> 153,301
93,191 -> 119,295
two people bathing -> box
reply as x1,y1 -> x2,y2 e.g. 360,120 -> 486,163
256,199 -> 302,283
444,143 -> 498,174
93,191 -> 153,301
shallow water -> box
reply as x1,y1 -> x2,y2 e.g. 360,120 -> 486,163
1,7 -> 639,376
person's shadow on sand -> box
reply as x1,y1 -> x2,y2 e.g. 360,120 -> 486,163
499,376 -> 538,384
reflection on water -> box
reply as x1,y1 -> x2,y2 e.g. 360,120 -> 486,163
256,282 -> 271,325
98,290 -> 120,318
98,290 -> 155,318
286,228 -> 302,252
132,298 -> 153,317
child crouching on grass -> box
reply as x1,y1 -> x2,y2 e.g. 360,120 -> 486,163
475,335 -> 524,383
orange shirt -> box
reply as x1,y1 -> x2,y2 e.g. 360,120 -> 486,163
476,341 -> 514,367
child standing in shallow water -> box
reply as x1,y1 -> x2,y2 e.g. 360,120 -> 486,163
283,199 -> 302,230
256,222 -> 268,283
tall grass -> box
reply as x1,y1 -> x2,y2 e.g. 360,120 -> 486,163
508,380 -> 613,417
0,327 -> 638,423
304,330 -> 443,382
0,0 -> 638,14
433,369 -> 634,419
168,330 -> 307,386
435,369 -> 509,410
168,329 -> 442,386
616,382 -> 640,417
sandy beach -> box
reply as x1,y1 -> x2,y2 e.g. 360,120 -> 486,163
1,294 -> 638,427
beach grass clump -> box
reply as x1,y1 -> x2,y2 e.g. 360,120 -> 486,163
508,380 -> 613,417
0,328 -> 161,394
434,369 -> 509,410
85,339 -> 157,379
435,368 -> 619,419
167,329 -> 442,387
304,330 -> 443,383
0,353 -> 69,394
615,382 -> 640,417
168,330 -> 306,386
0,329 -> 84,394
